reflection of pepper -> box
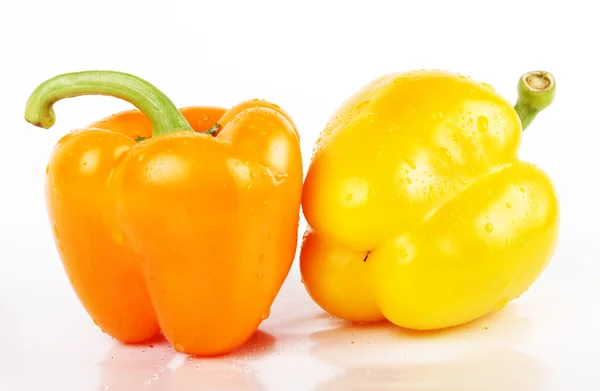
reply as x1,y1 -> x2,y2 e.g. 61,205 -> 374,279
300,70 -> 557,329
25,71 -> 303,356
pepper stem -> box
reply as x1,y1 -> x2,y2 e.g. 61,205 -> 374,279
514,70 -> 556,131
24,70 -> 193,137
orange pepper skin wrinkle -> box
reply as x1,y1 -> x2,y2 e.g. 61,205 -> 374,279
300,70 -> 559,330
46,104 -> 302,355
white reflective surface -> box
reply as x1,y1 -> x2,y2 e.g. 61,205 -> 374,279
1,245 -> 599,391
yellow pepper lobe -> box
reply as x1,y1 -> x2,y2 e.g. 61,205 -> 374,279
300,69 -> 559,329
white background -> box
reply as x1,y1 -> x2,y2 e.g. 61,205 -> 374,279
1,0 -> 599,390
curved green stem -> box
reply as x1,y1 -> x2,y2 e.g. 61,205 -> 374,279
24,70 -> 193,137
514,70 -> 556,131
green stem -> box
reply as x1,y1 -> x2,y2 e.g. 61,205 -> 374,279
514,70 -> 556,131
24,70 -> 193,137
205,123 -> 220,136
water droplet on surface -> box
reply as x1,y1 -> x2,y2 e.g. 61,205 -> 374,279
405,158 -> 416,169
477,116 -> 489,133
485,223 -> 494,233
406,177 -> 412,184
505,237 -> 512,246
53,225 -> 60,238
152,374 -> 158,380
345,194 -> 353,201
45,165 -> 50,174
505,202 -> 512,208
138,154 -> 145,162
398,248 -> 408,258
257,272 -> 263,279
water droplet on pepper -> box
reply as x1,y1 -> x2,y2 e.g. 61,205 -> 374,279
480,82 -> 495,91
354,99 -> 371,110
111,230 -> 124,245
477,116 -> 488,133
398,248 -> 408,258
494,298 -> 509,310
405,158 -> 416,169
174,343 -> 185,352
365,112 -> 377,124
439,147 -> 452,162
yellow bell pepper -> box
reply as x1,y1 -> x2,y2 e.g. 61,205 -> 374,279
300,70 -> 557,329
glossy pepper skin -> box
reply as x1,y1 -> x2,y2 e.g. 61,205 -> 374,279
300,70 -> 558,329
25,71 -> 302,356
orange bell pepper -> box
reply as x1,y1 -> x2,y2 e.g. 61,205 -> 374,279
24,71 -> 303,356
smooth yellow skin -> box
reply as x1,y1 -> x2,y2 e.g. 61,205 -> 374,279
300,70 -> 559,329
